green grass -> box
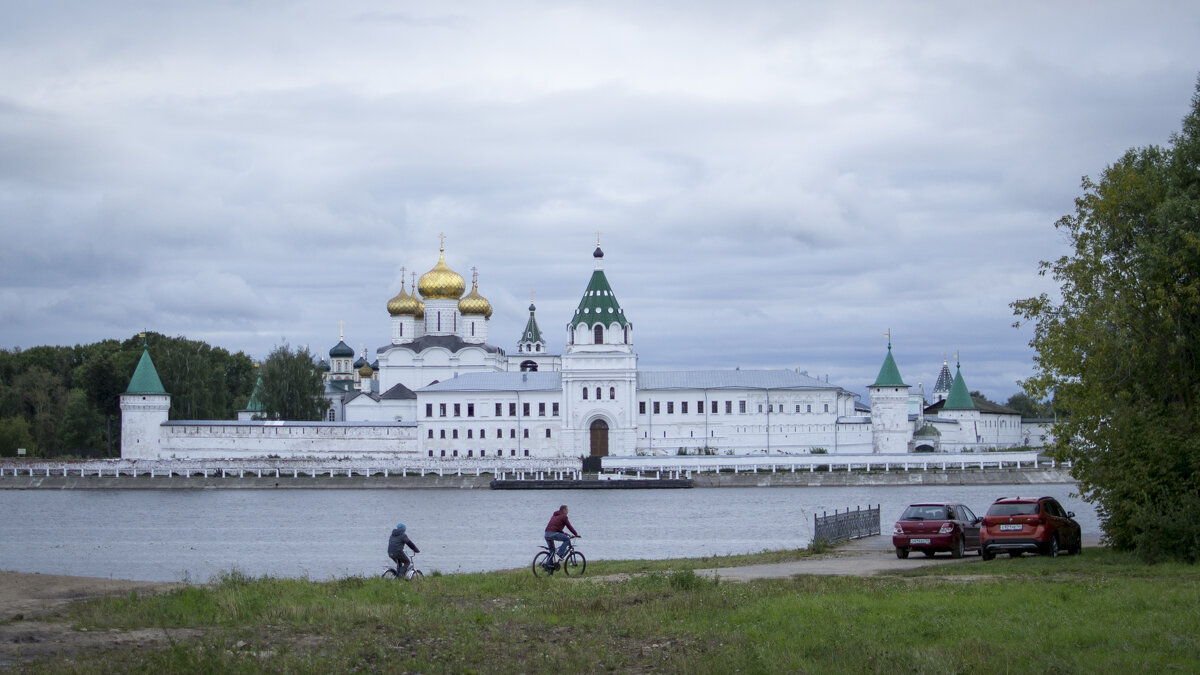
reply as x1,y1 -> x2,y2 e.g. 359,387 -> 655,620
12,549 -> 1200,673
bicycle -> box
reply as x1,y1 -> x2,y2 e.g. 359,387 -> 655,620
381,552 -> 423,580
532,536 -> 586,578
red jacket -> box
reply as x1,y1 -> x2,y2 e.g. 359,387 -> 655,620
544,510 -> 579,536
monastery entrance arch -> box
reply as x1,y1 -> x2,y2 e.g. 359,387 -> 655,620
589,419 -> 609,457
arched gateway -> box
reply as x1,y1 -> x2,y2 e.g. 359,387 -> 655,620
589,419 -> 609,457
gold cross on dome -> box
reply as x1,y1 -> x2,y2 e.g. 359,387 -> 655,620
438,232 -> 446,251
338,320 -> 345,340
595,230 -> 601,247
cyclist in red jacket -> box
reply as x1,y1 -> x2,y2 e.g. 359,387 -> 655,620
544,504 -> 579,561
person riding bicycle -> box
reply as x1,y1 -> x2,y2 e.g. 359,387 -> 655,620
387,523 -> 420,578
543,505 -> 579,562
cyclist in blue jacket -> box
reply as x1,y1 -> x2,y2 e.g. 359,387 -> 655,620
388,523 -> 420,577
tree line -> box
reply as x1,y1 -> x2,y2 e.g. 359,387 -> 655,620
0,333 -> 257,458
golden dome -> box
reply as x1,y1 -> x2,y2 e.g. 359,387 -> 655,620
387,279 -> 421,317
458,272 -> 493,318
418,249 -> 465,300
358,362 -> 374,378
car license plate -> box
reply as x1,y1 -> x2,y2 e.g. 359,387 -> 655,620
999,524 -> 1022,531
910,538 -> 931,544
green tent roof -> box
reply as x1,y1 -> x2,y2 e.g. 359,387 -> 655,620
126,348 -> 166,394
244,373 -> 265,412
570,269 -> 630,329
871,347 -> 907,387
942,364 -> 975,410
521,302 -> 544,345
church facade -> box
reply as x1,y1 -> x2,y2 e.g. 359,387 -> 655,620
120,241 -> 1037,461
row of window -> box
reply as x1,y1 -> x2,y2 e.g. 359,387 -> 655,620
428,449 -> 531,457
425,402 -> 560,418
638,400 -> 831,415
639,424 -> 844,439
568,324 -> 631,345
427,428 -> 553,440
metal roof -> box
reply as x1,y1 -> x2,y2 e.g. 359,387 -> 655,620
125,348 -> 166,394
419,371 -> 562,393
637,370 -> 842,391
378,334 -> 505,356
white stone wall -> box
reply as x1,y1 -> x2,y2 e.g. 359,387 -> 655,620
869,385 -> 910,454
377,345 -> 508,392
156,422 -> 419,460
119,393 -> 170,460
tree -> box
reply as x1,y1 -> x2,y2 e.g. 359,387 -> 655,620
0,416 -> 35,457
258,343 -> 327,421
1004,393 -> 1053,419
1012,77 -> 1200,562
58,388 -> 103,456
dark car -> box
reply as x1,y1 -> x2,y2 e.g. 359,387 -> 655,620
892,503 -> 982,559
980,496 -> 1082,560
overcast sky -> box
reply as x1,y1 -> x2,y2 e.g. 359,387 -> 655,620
2,2 -> 1198,402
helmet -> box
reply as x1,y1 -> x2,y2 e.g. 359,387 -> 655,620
395,523 -> 406,532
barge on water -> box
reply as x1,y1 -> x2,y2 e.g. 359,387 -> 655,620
489,477 -> 693,490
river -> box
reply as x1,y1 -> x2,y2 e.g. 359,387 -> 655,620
0,484 -> 1097,582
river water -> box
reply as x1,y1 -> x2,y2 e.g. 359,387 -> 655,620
0,484 -> 1097,582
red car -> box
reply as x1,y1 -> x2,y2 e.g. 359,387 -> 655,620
892,503 -> 982,559
980,496 -> 1083,560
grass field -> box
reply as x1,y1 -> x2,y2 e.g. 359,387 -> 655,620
13,548 -> 1200,673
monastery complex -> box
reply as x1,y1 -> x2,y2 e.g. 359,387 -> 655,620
120,242 -> 1051,461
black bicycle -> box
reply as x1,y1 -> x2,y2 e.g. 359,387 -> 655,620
381,552 -> 423,580
532,536 -> 586,578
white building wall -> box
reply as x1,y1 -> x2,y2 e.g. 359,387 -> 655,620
119,393 -> 171,460
417,389 -> 564,458
869,385 -> 910,454
633,388 -> 869,455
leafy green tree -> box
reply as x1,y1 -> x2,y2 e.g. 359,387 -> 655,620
58,388 -> 103,455
1004,393 -> 1053,419
0,416 -> 36,457
15,366 -> 66,455
1013,77 -> 1200,561
258,343 -> 327,421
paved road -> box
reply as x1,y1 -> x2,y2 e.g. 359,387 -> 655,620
687,534 -> 1106,581
690,536 -> 979,581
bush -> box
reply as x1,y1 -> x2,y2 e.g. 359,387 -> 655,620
1131,492 -> 1200,564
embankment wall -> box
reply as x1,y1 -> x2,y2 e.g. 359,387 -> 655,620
0,467 -> 1074,489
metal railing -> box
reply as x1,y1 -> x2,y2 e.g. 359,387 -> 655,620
0,457 -> 581,481
813,504 -> 880,545
601,451 -> 1059,476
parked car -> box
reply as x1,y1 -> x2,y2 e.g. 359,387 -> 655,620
980,496 -> 1082,560
892,503 -> 982,559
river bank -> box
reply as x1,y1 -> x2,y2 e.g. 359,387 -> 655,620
0,466 -> 1074,489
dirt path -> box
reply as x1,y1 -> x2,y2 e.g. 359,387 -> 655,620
0,571 -> 186,667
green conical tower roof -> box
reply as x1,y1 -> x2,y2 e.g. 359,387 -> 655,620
942,363 -> 975,410
126,347 -> 166,394
569,246 -> 630,329
521,301 -> 544,345
244,372 -> 265,412
871,345 -> 907,387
